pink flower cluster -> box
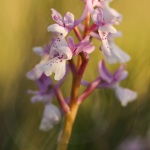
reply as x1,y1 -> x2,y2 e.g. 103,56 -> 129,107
27,0 -> 137,131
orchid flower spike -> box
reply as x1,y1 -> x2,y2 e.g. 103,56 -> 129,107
26,0 -> 138,138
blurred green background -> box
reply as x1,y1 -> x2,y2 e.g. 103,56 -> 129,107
1,0 -> 150,150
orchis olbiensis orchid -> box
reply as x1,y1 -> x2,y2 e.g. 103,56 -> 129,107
26,0 -> 137,149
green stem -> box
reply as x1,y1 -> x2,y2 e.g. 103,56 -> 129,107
57,75 -> 81,150
57,103 -> 79,150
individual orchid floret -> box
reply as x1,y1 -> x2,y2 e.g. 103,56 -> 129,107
27,73 -> 55,103
86,30 -> 130,64
104,32 -> 130,64
40,103 -> 61,131
47,9 -> 75,37
91,8 -> 118,57
42,34 -> 72,80
98,60 -> 137,106
67,36 -> 95,56
100,0 -> 122,22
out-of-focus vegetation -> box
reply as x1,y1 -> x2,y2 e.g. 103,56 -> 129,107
1,0 -> 150,150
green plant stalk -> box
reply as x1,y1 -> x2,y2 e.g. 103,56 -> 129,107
57,75 -> 81,150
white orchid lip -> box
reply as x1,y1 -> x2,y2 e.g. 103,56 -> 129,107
42,57 -> 66,80
42,35 -> 72,81
115,86 -> 138,107
104,43 -> 131,64
40,104 -> 61,131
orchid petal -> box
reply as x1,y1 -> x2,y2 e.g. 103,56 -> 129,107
32,47 -> 44,56
78,36 -> 90,44
83,45 -> 95,54
26,63 -> 44,80
50,35 -> 72,58
117,70 -> 128,81
113,65 -> 128,81
40,104 -> 61,131
51,8 -> 63,26
74,36 -> 95,55
91,8 -> 103,25
108,31 -> 122,42
43,58 -> 66,80
67,36 -> 75,53
98,25 -> 116,57
115,86 -> 137,107
101,43 -> 111,57
43,36 -> 72,80
50,35 -> 68,54
64,12 -> 74,28
43,46 -> 72,80
104,43 -> 130,64
31,94 -> 44,103
47,24 -> 68,37
98,60 -> 112,83
102,2 -> 122,22
57,46 -> 72,59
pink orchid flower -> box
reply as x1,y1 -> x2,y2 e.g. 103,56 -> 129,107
42,34 -> 72,80
98,60 -> 137,106
47,9 -> 75,37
